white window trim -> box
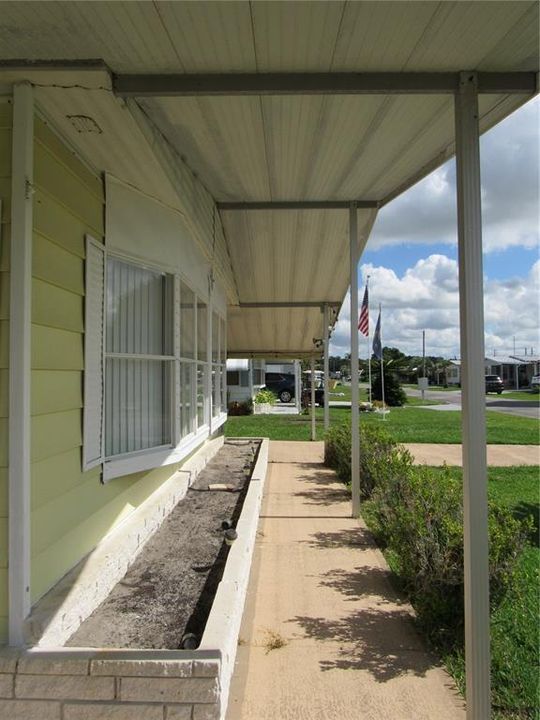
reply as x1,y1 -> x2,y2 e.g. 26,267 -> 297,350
83,235 -> 106,471
103,423 -> 211,482
210,411 -> 228,435
103,252 -> 176,470
94,251 -> 227,482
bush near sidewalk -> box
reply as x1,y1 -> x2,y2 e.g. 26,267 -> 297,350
324,423 -> 534,716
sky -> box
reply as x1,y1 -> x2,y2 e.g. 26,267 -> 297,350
329,96 -> 539,360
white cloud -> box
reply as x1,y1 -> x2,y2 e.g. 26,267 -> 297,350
330,255 -> 539,358
367,97 -> 539,254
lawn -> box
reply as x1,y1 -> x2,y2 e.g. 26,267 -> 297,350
441,466 -> 539,719
225,406 -> 540,445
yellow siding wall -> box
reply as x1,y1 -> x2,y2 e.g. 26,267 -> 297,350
31,118 -> 179,604
0,100 -> 12,642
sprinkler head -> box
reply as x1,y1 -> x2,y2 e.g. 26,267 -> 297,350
221,519 -> 232,530
224,528 -> 238,546
181,633 -> 198,650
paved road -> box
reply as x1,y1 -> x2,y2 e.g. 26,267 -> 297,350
406,389 -> 540,420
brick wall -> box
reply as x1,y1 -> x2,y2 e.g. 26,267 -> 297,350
0,651 -> 221,720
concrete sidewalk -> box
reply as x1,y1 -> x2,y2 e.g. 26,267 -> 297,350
226,441 -> 465,720
405,443 -> 539,466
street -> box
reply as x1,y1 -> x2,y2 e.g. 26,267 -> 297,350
406,388 -> 540,421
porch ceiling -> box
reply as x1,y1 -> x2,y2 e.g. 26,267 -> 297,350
0,1 -> 537,356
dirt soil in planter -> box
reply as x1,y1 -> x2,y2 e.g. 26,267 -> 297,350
67,439 -> 260,649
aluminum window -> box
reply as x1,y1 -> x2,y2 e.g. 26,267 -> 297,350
105,257 -> 174,458
85,250 -> 227,478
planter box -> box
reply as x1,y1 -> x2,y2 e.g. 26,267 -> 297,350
253,402 -> 272,414
0,438 -> 269,720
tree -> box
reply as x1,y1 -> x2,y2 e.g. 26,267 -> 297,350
371,350 -> 407,406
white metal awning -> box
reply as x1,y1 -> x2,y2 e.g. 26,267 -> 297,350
0,0 -> 537,356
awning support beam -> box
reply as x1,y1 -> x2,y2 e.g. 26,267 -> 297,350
114,71 -> 537,97
310,357 -> 316,442
218,200 -> 378,210
349,202 -> 360,517
323,305 -> 330,432
9,83 -> 33,646
238,301 -> 341,309
455,71 -> 491,720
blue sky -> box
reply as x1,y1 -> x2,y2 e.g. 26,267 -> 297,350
330,96 -> 539,359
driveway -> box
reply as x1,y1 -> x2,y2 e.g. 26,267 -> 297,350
406,389 -> 540,420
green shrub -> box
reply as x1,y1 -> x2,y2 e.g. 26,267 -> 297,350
324,423 -> 531,647
367,464 -> 531,642
324,422 -> 410,500
227,399 -> 253,416
371,364 -> 407,406
254,388 -> 277,404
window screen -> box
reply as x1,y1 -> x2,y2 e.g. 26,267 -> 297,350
105,257 -> 174,457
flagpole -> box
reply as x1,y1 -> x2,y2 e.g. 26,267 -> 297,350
367,275 -> 372,405
379,303 -> 386,420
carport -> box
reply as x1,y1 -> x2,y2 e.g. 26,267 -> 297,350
1,2 -> 538,717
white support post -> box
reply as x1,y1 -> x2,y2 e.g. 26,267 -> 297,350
349,202 -> 360,516
323,304 -> 330,432
248,360 -> 254,400
9,83 -> 34,646
455,71 -> 491,720
295,360 -> 302,413
310,357 -> 316,441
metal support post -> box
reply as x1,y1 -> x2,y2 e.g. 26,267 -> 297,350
349,203 -> 360,516
248,361 -> 254,400
455,71 -> 491,720
310,357 -> 316,441
9,83 -> 34,645
295,360 -> 302,413
323,304 -> 330,432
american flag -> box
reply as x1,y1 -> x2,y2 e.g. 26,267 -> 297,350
358,285 -> 369,336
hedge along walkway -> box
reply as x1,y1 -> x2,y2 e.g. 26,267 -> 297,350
226,441 -> 465,720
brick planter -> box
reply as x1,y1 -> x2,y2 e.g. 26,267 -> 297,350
0,438 -> 269,720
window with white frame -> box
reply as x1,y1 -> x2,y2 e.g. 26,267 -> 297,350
196,299 -> 208,428
220,316 -> 227,409
212,311 -> 227,417
179,280 -> 196,438
83,238 -> 227,479
105,257 -> 174,457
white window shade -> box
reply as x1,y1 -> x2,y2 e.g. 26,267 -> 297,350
83,236 -> 105,470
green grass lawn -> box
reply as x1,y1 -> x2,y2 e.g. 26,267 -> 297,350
441,467 -> 539,719
225,406 -> 540,445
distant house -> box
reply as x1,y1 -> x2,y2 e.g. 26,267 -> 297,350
484,355 -> 525,389
510,354 -> 540,386
446,356 -> 529,389
226,359 -> 265,403
446,360 -> 461,386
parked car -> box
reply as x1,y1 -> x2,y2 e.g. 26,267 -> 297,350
302,372 -> 325,407
263,372 -> 296,403
485,374 -> 504,394
530,375 -> 540,391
